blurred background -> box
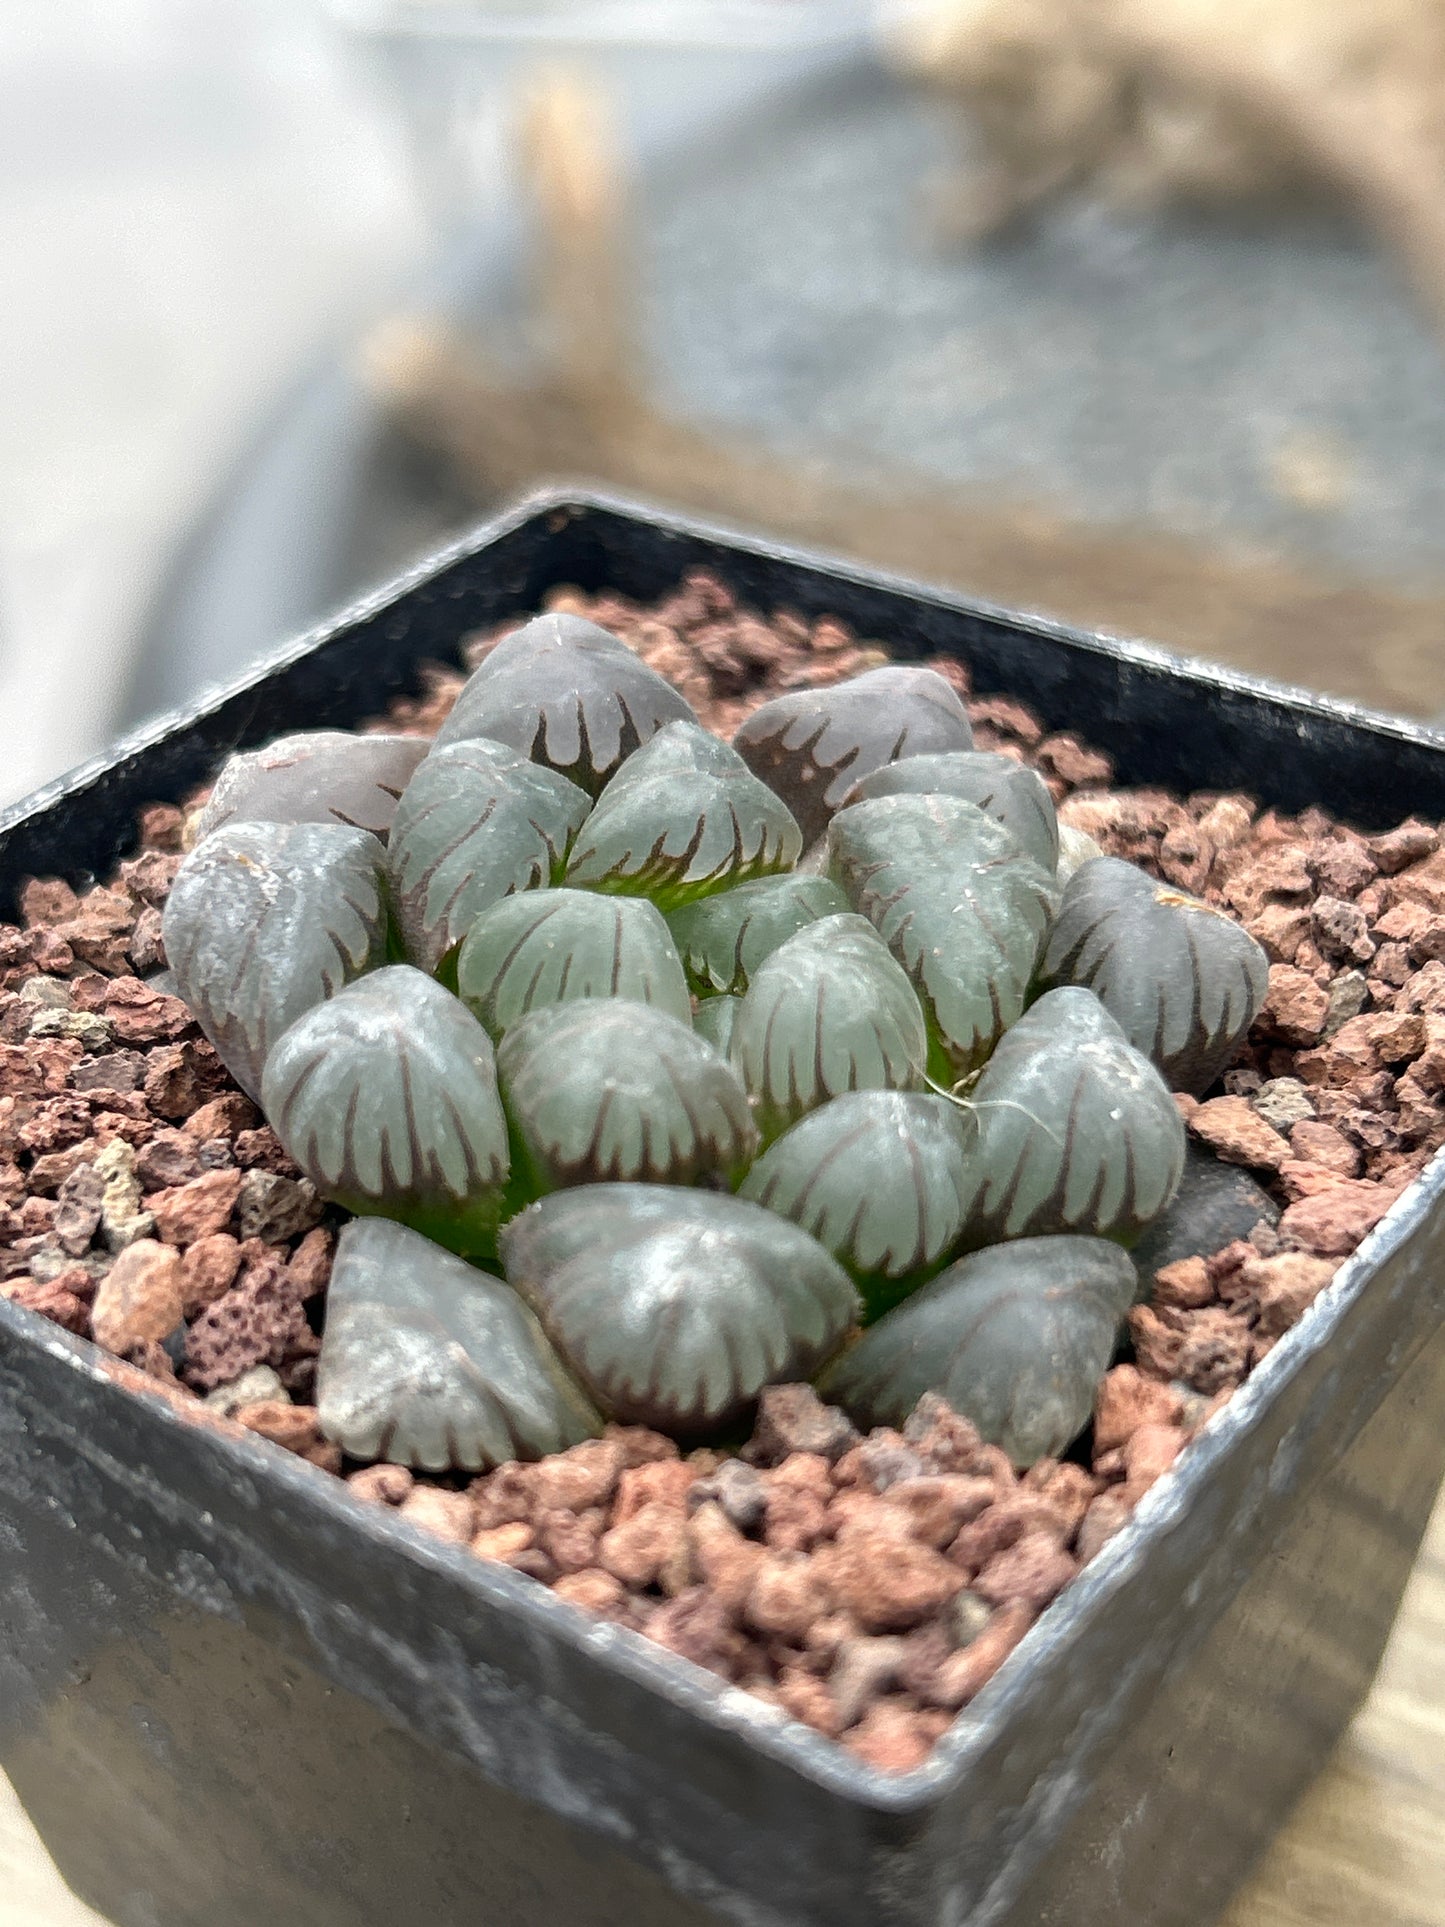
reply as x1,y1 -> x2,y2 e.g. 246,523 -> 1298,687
9,0 -> 1445,813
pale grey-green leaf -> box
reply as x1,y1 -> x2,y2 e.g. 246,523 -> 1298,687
387,738 -> 591,971
162,819 -> 389,1100
844,750 -> 1059,871
498,998 -> 756,1188
817,1234 -> 1136,1467
455,887 -> 692,1035
318,1217 -> 600,1471
501,1185 -> 860,1434
668,873 -> 850,995
195,731 -> 428,842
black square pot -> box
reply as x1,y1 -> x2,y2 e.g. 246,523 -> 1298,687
3,493 -> 1444,1927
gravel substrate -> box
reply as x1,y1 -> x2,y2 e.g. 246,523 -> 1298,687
5,569 -> 1445,1774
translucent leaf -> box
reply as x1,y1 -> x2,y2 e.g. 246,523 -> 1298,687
957,987 -> 1186,1245
498,998 -> 757,1190
162,820 -> 389,1100
668,873 -> 850,995
1041,856 -> 1269,1093
729,913 -> 929,1140
387,739 -> 591,972
740,1091 -> 974,1316
434,612 -> 696,792
501,1185 -> 860,1435
732,665 -> 973,843
262,966 -> 510,1257
828,792 -> 1059,1074
817,1234 -> 1137,1467
693,994 -> 742,1056
564,722 -> 801,908
455,887 -> 691,1036
317,1217 -> 600,1471
844,750 -> 1059,872
194,731 -> 428,842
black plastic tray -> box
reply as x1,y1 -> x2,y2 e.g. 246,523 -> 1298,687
4,492 -> 1445,1927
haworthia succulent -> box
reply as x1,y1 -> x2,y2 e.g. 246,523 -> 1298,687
729,914 -> 930,1140
1040,856 -> 1269,1093
162,819 -> 390,1100
564,722 -> 802,908
844,750 -> 1059,873
817,1234 -> 1137,1467
693,993 -> 742,1056
740,1090 -> 975,1317
455,888 -> 692,1035
955,987 -> 1185,1246
434,612 -> 696,792
387,739 -> 591,972
193,731 -> 429,843
732,665 -> 973,844
667,872 -> 850,996
317,1217 -> 601,1471
261,966 -> 511,1257
497,998 -> 756,1190
828,792 -> 1059,1075
501,1185 -> 860,1434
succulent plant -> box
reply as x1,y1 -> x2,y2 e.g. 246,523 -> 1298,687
501,1186 -> 858,1435
732,665 -> 974,844
262,965 -> 511,1258
817,1235 -> 1138,1467
1041,855 -> 1269,1095
828,793 -> 1058,1076
192,730 -> 428,843
434,612 -> 697,791
168,612 -> 1261,1478
318,1217 -> 600,1470
163,819 -> 391,1100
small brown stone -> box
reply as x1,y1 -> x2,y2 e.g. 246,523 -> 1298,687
1119,1425 -> 1184,1503
601,1423 -> 680,1469
347,1464 -> 413,1506
1241,1253 -> 1340,1336
972,1530 -> 1077,1612
1173,1306 -> 1253,1394
1260,965 -> 1330,1046
1288,1121 -> 1360,1177
1188,1097 -> 1289,1170
819,1530 -> 962,1632
774,1668 -> 844,1739
644,1587 -> 747,1679
1279,1180 -> 1404,1257
688,1501 -> 767,1612
1,1274 -> 90,1333
599,1499 -> 690,1589
472,1521 -> 535,1563
843,1703 -> 943,1773
611,1457 -> 697,1524
926,1602 -> 1036,1710
183,1094 -> 260,1141
148,1168 -> 243,1245
745,1553 -> 829,1640
90,1238 -> 183,1352
534,1508 -> 603,1575
1150,1255 -> 1213,1310
180,1232 -> 242,1317
745,1383 -> 859,1465
393,1485 -> 474,1544
528,1438 -> 626,1513
880,1474 -> 996,1548
552,1569 -> 629,1617
1093,1365 -> 1186,1454
235,1400 -> 342,1473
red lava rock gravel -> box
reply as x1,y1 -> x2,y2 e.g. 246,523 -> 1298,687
4,568 -> 1445,1770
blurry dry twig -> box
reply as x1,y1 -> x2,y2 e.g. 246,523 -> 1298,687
359,64 -> 1445,716
892,0 -> 1445,341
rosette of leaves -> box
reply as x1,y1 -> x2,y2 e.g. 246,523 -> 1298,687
261,965 -> 511,1257
193,730 -> 428,842
455,887 -> 692,1035
844,750 -> 1060,874
955,988 -> 1186,1246
728,914 -> 930,1140
667,872 -> 850,996
318,1217 -> 601,1471
501,1186 -> 860,1435
817,1235 -> 1137,1466
1041,855 -> 1269,1094
732,664 -> 974,844
828,792 -> 1059,1076
564,722 -> 802,908
497,998 -> 757,1191
434,612 -> 697,791
387,739 -> 591,973
740,1091 -> 975,1318
162,819 -> 390,1100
